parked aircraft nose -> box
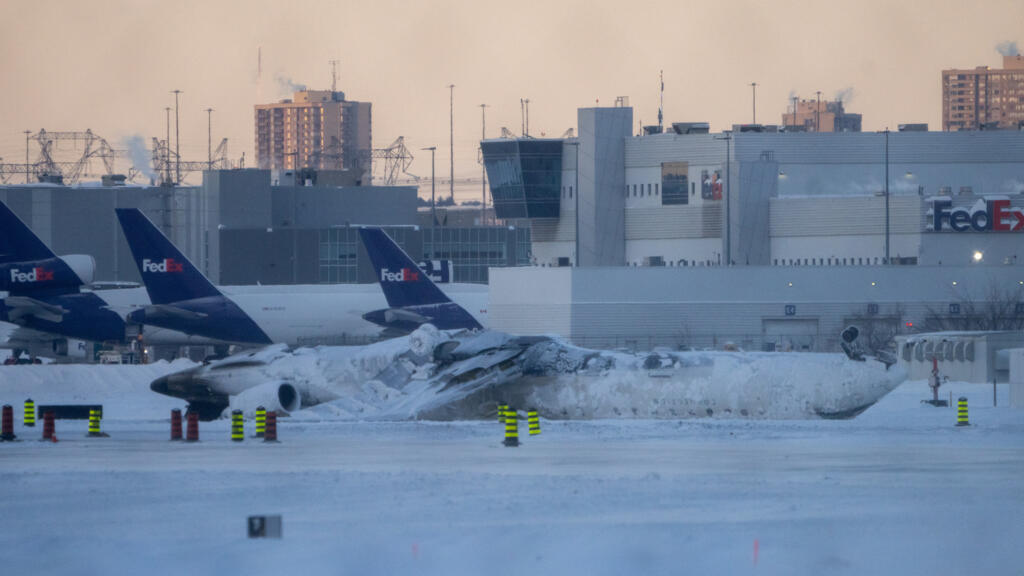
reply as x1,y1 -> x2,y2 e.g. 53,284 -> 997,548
149,369 -> 200,398
150,374 -> 169,395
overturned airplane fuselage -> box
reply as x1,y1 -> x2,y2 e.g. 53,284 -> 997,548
151,326 -> 906,421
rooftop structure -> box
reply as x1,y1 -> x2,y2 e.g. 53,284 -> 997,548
255,90 -> 372,179
943,54 -> 1024,131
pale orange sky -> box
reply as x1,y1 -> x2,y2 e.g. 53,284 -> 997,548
1,0 -> 1021,195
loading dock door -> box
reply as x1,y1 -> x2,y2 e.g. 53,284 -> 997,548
763,318 -> 820,352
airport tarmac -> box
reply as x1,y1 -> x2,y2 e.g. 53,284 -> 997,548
0,380 -> 1022,576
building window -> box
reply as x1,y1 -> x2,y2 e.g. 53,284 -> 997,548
655,183 -> 659,195
661,161 -> 689,205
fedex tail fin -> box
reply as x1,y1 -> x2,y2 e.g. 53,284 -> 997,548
115,208 -> 221,304
0,201 -> 56,263
358,227 -> 451,308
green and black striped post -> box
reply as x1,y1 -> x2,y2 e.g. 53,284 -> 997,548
503,408 -> 519,447
528,410 -> 541,436
254,406 -> 266,438
87,409 -> 103,437
956,397 -> 970,427
23,399 -> 35,427
231,410 -> 244,442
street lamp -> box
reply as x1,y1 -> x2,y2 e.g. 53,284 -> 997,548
568,141 -> 580,266
422,146 -> 437,229
750,82 -> 757,124
884,128 -> 890,264
972,250 -> 984,263
714,131 -> 733,265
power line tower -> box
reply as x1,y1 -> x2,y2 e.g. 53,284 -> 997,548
367,136 -> 414,185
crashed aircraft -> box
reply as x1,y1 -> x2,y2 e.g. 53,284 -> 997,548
151,324 -> 905,421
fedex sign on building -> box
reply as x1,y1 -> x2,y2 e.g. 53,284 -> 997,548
929,198 -> 1024,232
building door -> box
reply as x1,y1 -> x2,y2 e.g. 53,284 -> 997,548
762,318 -> 820,352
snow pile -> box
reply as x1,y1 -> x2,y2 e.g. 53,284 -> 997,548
0,359 -> 195,420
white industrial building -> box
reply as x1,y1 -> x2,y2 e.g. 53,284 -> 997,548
482,106 -> 1024,352
895,331 -> 1024,384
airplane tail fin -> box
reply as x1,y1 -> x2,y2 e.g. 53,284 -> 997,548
358,227 -> 451,308
115,208 -> 221,304
0,201 -> 57,264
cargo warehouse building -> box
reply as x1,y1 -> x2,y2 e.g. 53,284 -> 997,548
482,107 -> 1024,351
0,170 -> 529,287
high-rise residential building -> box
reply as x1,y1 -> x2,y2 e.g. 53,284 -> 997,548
255,90 -> 372,177
943,55 -> 1024,131
781,98 -> 861,132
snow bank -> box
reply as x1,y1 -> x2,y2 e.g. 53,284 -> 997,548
0,359 -> 195,420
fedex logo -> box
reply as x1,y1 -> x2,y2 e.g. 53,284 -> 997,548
930,198 -> 1024,232
9,267 -> 55,283
380,267 -> 419,282
142,258 -> 184,273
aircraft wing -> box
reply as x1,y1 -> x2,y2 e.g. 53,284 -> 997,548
3,296 -> 68,323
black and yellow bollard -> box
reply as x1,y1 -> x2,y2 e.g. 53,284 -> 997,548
23,399 -> 35,427
231,410 -> 244,442
528,410 -> 541,436
503,408 -> 519,447
254,406 -> 266,438
956,396 -> 970,427
87,409 -> 106,437
498,404 -> 509,424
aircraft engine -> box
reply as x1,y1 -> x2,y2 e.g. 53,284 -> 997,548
230,381 -> 303,416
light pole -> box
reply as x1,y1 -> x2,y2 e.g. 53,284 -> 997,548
205,108 -> 214,172
164,107 -> 172,185
172,89 -> 182,185
884,128 -> 890,264
422,146 -> 437,230
23,130 -> 30,184
480,103 -> 488,225
568,141 -> 580,266
751,82 -> 757,124
815,90 -> 822,132
448,84 -> 455,204
715,132 -> 733,265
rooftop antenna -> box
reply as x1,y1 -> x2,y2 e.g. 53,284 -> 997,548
256,47 -> 262,103
658,70 -> 664,131
524,99 -> 530,137
330,59 -> 339,93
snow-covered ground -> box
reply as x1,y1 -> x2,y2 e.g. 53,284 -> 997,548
0,366 -> 1022,575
